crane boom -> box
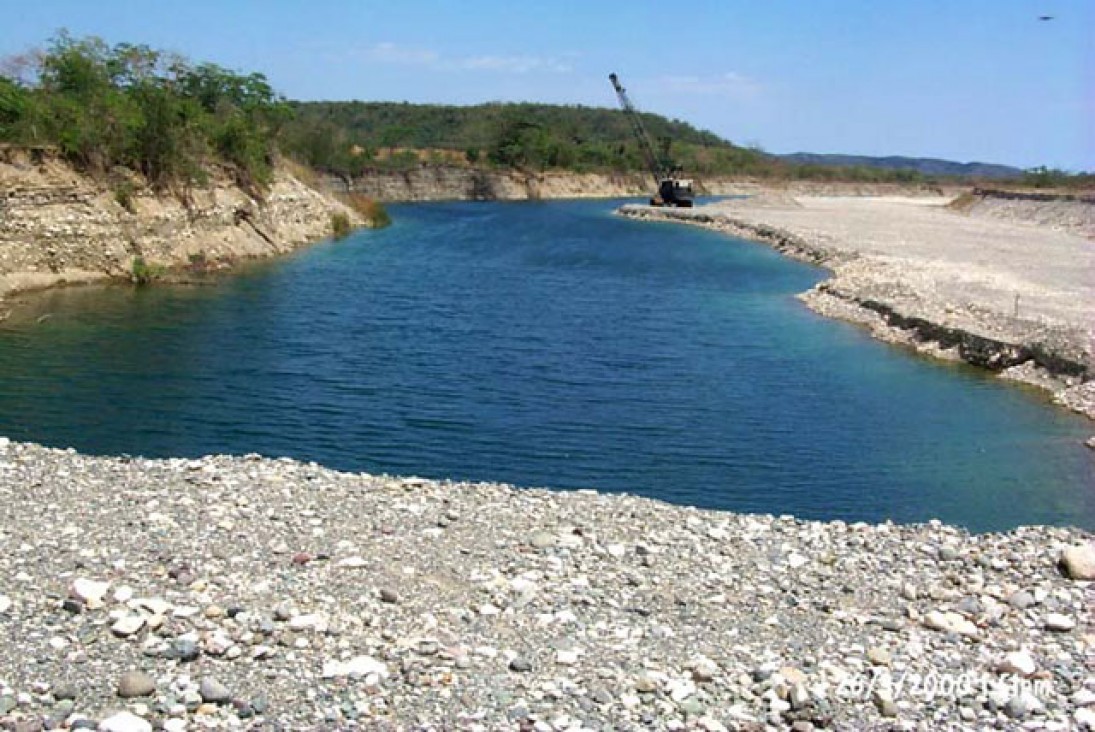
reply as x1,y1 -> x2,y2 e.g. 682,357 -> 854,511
608,72 -> 664,187
608,72 -> 694,207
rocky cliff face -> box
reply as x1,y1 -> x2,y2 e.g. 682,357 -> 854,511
0,148 -> 362,306
332,167 -> 654,202
334,166 -> 957,203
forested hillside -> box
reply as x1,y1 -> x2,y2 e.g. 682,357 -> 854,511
280,100 -> 779,180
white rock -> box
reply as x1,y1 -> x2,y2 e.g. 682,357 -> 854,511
113,586 -> 134,604
321,655 -> 389,680
697,717 -> 729,732
787,553 -> 809,569
288,613 -> 328,632
922,610 -> 978,636
1059,543 -> 1095,580
996,650 -> 1037,677
162,719 -> 186,732
0,595 -> 11,614
336,556 -> 368,569
1044,613 -> 1076,632
555,649 -> 579,665
111,615 -> 146,638
606,543 -> 626,558
98,711 -> 153,732
1075,707 -> 1095,730
70,578 -> 111,608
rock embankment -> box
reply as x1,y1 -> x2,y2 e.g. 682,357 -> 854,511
0,439 -> 1092,730
0,148 -> 366,311
619,196 -> 1095,422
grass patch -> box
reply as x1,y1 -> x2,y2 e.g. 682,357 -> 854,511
339,192 -> 391,228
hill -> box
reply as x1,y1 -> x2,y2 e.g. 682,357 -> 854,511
779,153 -> 1023,180
281,100 -> 778,179
281,101 -> 1036,186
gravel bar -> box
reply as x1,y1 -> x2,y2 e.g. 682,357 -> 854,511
0,438 -> 1092,730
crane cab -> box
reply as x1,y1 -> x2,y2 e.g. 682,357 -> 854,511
654,177 -> 694,208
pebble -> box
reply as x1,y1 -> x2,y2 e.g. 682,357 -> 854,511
997,650 -> 1037,677
922,610 -> 978,636
198,677 -> 231,704
508,657 -> 532,673
1007,589 -> 1036,609
528,531 -> 556,549
116,671 -> 155,698
379,588 -> 399,604
692,659 -> 719,682
321,655 -> 389,679
866,647 -> 891,666
69,578 -> 110,609
110,615 -> 145,638
1043,613 -> 1076,632
555,649 -> 579,665
97,712 -> 152,732
872,689 -> 898,718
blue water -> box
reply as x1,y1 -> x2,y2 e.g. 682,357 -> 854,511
1,199 -> 1092,532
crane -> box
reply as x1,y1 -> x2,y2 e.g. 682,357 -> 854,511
609,72 -> 694,207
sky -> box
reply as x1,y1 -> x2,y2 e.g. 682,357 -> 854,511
3,0 -> 1093,170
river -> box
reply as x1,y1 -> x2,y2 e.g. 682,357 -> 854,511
1,199 -> 1092,532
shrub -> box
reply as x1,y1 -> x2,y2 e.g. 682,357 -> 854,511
330,211 -> 352,239
130,255 -> 164,285
113,180 -> 136,212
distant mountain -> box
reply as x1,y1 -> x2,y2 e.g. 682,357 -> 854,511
778,153 -> 1023,179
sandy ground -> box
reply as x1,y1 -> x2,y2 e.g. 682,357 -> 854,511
705,196 -> 1095,341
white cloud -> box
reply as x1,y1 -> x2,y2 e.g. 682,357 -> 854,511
360,42 -> 439,66
340,42 -> 574,75
654,72 -> 762,99
458,55 -> 573,74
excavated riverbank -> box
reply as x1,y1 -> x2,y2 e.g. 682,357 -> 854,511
0,439 -> 1091,731
618,195 -> 1095,424
0,149 -> 368,317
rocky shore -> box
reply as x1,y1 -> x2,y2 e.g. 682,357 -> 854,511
618,194 -> 1095,424
0,439 -> 1092,731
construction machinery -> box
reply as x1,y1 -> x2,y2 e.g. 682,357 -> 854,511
609,72 -> 694,207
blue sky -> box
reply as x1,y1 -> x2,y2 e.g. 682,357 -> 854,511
4,1 -> 1092,170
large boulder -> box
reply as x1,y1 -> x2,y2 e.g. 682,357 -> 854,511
1059,543 -> 1095,580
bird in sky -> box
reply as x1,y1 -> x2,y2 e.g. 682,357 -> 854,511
1038,15 -> 1054,21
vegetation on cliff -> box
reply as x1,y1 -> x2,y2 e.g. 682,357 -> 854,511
0,33 -> 288,192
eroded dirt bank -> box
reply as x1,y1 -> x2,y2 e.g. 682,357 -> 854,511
0,149 -> 366,314
619,194 -> 1095,422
